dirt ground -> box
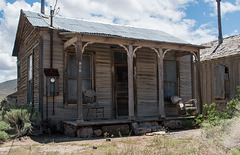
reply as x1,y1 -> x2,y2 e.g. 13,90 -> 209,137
0,129 -> 225,155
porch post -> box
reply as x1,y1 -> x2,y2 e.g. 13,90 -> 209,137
196,51 -> 203,113
158,48 -> 166,118
76,36 -> 84,123
128,45 -> 135,120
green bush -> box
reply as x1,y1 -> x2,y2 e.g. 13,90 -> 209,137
0,121 -> 11,131
5,109 -> 32,137
195,99 -> 240,126
0,131 -> 9,141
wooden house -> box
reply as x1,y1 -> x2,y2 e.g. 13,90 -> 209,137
12,10 -> 204,130
200,34 -> 240,109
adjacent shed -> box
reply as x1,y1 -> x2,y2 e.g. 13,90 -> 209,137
200,34 -> 240,109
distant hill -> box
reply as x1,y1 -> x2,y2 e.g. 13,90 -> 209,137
0,79 -> 17,102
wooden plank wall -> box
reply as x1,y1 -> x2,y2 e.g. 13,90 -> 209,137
42,30 -> 77,124
136,49 -> 158,117
17,20 -> 40,108
201,56 -> 240,109
87,44 -> 112,119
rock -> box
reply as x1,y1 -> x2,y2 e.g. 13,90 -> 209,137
151,125 -> 163,132
130,122 -> 138,129
152,131 -> 166,135
164,120 -> 186,130
146,133 -> 154,136
151,122 -> 159,127
77,127 -> 93,138
64,124 -> 76,137
106,138 -> 111,141
94,129 -> 102,137
102,124 -> 130,137
139,122 -> 152,128
135,127 -> 152,135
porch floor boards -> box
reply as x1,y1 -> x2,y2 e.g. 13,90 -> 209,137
62,116 -> 195,127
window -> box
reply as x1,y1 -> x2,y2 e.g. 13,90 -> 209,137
163,60 -> 178,101
82,55 -> 92,92
28,54 -> 33,104
214,65 -> 229,100
67,53 -> 93,104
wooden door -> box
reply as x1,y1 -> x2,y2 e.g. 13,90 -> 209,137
115,65 -> 128,117
113,50 -> 128,117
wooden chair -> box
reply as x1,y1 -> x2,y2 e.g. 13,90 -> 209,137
84,90 -> 104,120
171,96 -> 197,115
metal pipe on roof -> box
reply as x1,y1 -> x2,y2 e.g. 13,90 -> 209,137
217,0 -> 223,45
41,0 -> 45,14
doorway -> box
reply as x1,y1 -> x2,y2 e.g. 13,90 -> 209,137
114,51 -> 128,117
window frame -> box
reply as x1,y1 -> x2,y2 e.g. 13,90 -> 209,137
27,53 -> 34,105
65,52 -> 94,105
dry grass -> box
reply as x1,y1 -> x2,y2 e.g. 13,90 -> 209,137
0,129 -> 233,155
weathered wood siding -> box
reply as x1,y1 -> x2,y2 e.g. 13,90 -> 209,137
136,49 -> 158,117
17,19 -> 40,109
41,30 -> 78,123
86,44 -> 112,119
201,56 -> 240,109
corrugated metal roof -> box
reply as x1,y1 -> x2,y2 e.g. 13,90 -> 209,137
23,10 -> 189,44
200,34 -> 240,61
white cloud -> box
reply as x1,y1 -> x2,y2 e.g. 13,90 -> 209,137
45,0 -> 216,44
0,0 -> 6,11
0,0 -> 40,83
204,0 -> 240,16
0,0 -> 218,82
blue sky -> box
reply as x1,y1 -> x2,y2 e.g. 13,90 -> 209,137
0,0 -> 240,83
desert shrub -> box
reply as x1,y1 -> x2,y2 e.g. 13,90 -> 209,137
0,121 -> 11,131
5,109 -> 32,137
195,100 -> 240,126
0,131 -> 9,141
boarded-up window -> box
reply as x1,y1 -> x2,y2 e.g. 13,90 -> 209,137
164,61 -> 178,101
214,65 -> 225,99
67,53 -> 92,104
214,65 -> 229,100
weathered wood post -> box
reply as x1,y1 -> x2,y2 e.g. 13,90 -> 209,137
128,45 -> 135,120
76,36 -> 84,123
158,48 -> 166,118
196,51 -> 203,114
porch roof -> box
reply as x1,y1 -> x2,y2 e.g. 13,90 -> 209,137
13,10 -> 205,56
24,10 -> 188,44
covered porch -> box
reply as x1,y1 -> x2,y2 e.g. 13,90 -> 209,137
60,32 -> 202,124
